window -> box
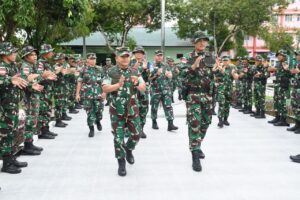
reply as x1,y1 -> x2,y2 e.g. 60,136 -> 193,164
273,14 -> 278,22
176,54 -> 183,59
285,14 -> 293,22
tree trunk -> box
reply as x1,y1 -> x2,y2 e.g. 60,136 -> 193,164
218,26 -> 238,55
98,25 -> 114,52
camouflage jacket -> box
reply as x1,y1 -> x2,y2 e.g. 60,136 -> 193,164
252,64 -> 269,83
37,57 -> 55,91
103,65 -> 143,116
214,64 -> 235,90
20,61 -> 43,97
240,63 -> 254,82
78,65 -> 104,100
130,59 -> 150,83
181,50 -> 215,95
275,61 -> 291,89
292,62 -> 300,88
149,62 -> 172,93
0,61 -> 23,109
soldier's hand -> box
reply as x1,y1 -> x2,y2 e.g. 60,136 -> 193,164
32,83 -> 44,92
12,75 -> 28,89
194,55 -> 203,67
291,67 -> 300,74
118,75 -> 125,87
75,71 -> 80,77
157,68 -> 162,75
27,74 -> 39,82
133,61 -> 140,69
101,93 -> 107,100
142,60 -> 148,69
131,76 -> 139,85
76,94 -> 81,102
268,66 -> 276,72
243,68 -> 248,73
61,68 -> 68,74
165,70 -> 172,79
283,63 -> 289,70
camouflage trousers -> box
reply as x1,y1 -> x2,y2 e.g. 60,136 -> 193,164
109,102 -> 141,159
253,81 -> 266,111
68,83 -> 76,110
150,91 -> 174,121
216,84 -> 232,119
54,90 -> 66,119
186,92 -> 212,151
235,80 -> 243,105
242,81 -> 252,108
84,98 -> 104,127
38,92 -> 53,129
212,84 -> 217,111
0,107 -> 19,157
137,88 -> 149,127
273,84 -> 289,118
24,95 -> 40,142
291,88 -> 300,121
177,79 -> 183,98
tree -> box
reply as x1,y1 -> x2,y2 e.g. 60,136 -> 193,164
173,0 -> 288,55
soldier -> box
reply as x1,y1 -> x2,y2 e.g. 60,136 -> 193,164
177,57 -> 188,100
233,57 -> 243,109
287,51 -> 300,134
104,57 -> 112,106
130,46 -> 150,139
268,50 -> 290,126
251,55 -> 269,118
213,56 -> 239,128
239,56 -> 254,114
167,56 -> 179,103
67,54 -> 80,114
19,45 -> 44,155
37,44 -> 58,139
53,53 -> 70,128
102,47 -> 146,176
0,42 -> 28,173
180,31 -> 215,172
76,53 -> 105,137
149,50 -> 178,131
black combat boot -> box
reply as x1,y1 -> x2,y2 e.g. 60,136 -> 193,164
125,148 -> 135,164
268,113 -> 280,124
62,113 -> 72,121
223,117 -> 230,126
46,126 -> 58,137
251,109 -> 260,117
152,119 -> 159,130
287,120 -> 300,132
1,155 -> 22,174
191,150 -> 202,172
274,117 -> 289,126
178,93 -> 182,101
168,120 -> 178,131
11,155 -> 28,168
140,124 -> 147,139
294,121 -> 300,134
21,141 -> 41,156
69,108 -> 79,114
38,127 -> 55,139
217,117 -> 223,128
239,106 -> 246,112
290,154 -> 300,163
96,121 -> 102,131
171,95 -> 174,103
117,158 -> 127,176
243,107 -> 252,114
88,126 -> 94,137
55,119 -> 66,128
199,149 -> 205,159
255,110 -> 266,119
75,102 -> 82,109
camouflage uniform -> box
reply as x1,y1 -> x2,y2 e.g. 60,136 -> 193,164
252,56 -> 268,118
103,50 -> 143,160
150,52 -> 175,125
67,54 -> 79,114
240,58 -> 254,114
78,54 -> 105,128
234,58 -> 243,108
289,60 -> 300,133
103,58 -> 112,106
0,42 -> 28,173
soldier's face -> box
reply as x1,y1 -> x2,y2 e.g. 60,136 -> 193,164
277,54 -> 284,61
154,54 -> 163,63
44,52 -> 54,59
116,55 -> 130,67
135,52 -> 144,60
57,58 -> 65,64
87,58 -> 96,66
223,60 -> 229,66
25,52 -> 37,64
194,39 -> 208,52
106,61 -> 111,65
6,52 -> 17,63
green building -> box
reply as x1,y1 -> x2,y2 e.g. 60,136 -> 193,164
60,27 -> 194,65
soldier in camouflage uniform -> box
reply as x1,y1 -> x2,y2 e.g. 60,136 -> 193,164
213,56 -> 239,128
53,53 -> 70,128
37,44 -> 58,139
76,53 -> 105,137
104,58 -> 112,106
67,54 -> 80,114
251,55 -> 269,119
19,45 -> 44,156
239,56 -> 254,114
177,57 -> 188,100
130,46 -> 150,139
102,47 -> 146,176
289,51 -> 300,163
180,31 -> 215,172
268,50 -> 290,126
233,57 -> 243,109
150,50 -> 178,131
0,42 -> 29,174
167,56 -> 179,103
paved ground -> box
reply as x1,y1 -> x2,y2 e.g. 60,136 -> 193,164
1,95 -> 300,200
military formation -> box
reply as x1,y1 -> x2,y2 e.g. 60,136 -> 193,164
1,30 -> 300,178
